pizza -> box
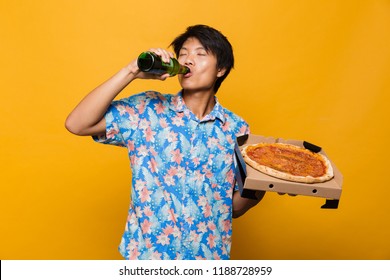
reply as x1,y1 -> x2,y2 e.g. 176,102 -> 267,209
241,142 -> 334,183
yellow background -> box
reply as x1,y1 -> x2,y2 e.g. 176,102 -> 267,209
1,0 -> 389,259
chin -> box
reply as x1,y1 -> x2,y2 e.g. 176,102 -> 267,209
180,83 -> 208,91
180,84 -> 196,92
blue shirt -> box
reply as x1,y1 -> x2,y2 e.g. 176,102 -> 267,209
94,90 -> 249,259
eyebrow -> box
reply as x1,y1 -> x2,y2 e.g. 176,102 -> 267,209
180,46 -> 207,51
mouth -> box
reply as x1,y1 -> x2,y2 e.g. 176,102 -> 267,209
183,71 -> 192,78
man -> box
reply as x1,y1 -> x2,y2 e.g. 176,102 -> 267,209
66,25 -> 264,260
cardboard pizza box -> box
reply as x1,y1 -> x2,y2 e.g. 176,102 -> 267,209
235,134 -> 343,208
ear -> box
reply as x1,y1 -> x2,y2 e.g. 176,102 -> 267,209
217,67 -> 227,78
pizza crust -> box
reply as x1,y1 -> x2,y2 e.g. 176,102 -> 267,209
241,143 -> 334,184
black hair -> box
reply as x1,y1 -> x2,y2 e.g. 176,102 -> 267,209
170,25 -> 234,93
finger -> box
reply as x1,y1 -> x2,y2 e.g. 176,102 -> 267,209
158,73 -> 170,80
139,71 -> 169,81
148,48 -> 173,63
159,50 -> 172,63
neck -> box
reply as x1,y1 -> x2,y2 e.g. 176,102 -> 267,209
182,89 -> 216,120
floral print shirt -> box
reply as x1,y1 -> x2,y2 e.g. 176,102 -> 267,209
94,90 -> 249,260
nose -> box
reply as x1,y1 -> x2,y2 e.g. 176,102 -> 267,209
184,54 -> 195,66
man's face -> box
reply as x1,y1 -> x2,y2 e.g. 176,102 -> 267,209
177,37 -> 225,93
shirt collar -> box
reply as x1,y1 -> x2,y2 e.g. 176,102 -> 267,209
169,91 -> 226,124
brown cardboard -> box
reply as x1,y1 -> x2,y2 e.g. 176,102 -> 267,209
237,135 -> 343,200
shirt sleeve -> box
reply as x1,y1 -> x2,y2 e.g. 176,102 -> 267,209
92,96 -> 141,147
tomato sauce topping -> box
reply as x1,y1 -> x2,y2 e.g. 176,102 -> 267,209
247,144 -> 326,177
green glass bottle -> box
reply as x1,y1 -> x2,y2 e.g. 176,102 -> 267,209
137,51 -> 190,76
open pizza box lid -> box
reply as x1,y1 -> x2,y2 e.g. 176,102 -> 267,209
235,134 -> 343,209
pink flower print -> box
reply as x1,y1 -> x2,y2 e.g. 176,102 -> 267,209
126,140 -> 135,151
127,239 -> 139,251
145,127 -> 156,142
167,131 -> 178,142
170,149 -> 183,164
226,187 -> 233,198
159,118 -> 168,128
197,196 -> 207,207
213,252 -> 221,260
139,118 -> 151,130
163,190 -> 172,201
185,215 -> 194,226
116,104 -> 128,116
136,100 -> 146,114
203,203 -> 212,218
163,225 -> 174,236
196,222 -> 207,233
226,169 -> 234,184
129,247 -> 141,260
217,143 -> 225,151
183,109 -> 191,118
137,145 -> 148,157
192,157 -> 200,166
222,219 -> 231,233
172,115 -> 185,127
207,221 -> 216,231
129,114 -> 139,127
207,154 -> 215,165
172,95 -> 180,107
218,203 -> 229,214
239,125 -> 249,135
106,123 -> 120,139
222,120 -> 231,132
149,146 -> 158,157
172,226 -> 181,238
223,153 -> 233,165
207,233 -> 216,248
176,166 -> 186,179
203,166 -> 213,179
206,137 -> 219,148
134,179 -> 147,192
148,158 -> 158,173
154,102 -> 166,114
167,166 -> 177,177
154,177 -> 162,187
145,238 -> 153,249
168,208 -> 178,223
226,134 -> 234,145
156,233 -> 170,245
141,219 -> 152,234
213,192 -> 222,201
140,187 -> 152,203
130,154 -> 138,166
146,91 -> 158,99
151,251 -> 162,260
163,174 -> 175,186
143,206 -> 154,217
222,246 -> 228,256
158,94 -> 167,102
194,170 -> 204,182
189,230 -> 200,242
125,106 -> 136,116
222,235 -> 230,243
